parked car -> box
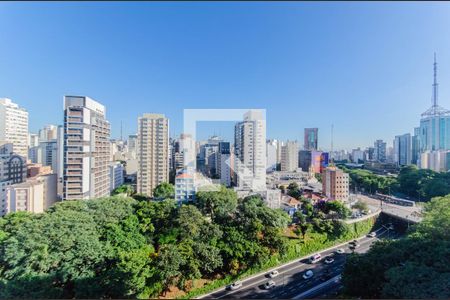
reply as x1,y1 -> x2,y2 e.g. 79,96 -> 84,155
228,281 -> 242,290
264,280 -> 276,289
303,270 -> 314,279
350,242 -> 361,249
309,253 -> 322,263
268,270 -> 279,278
324,257 -> 335,264
367,231 -> 376,238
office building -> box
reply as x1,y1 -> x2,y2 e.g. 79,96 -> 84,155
234,110 -> 266,191
351,148 -> 364,163
374,139 -> 387,162
0,98 -> 29,159
280,141 -> 299,172
0,143 -> 27,216
322,166 -> 349,202
304,128 -> 318,151
419,55 -> 450,153
137,113 -> 169,197
63,96 -> 111,200
394,133 -> 412,166
299,150 -> 312,172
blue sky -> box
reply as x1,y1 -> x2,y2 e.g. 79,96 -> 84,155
1,2 -> 450,150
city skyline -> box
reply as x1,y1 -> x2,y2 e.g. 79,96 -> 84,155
1,2 -> 450,150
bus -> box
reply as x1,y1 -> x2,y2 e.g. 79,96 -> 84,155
374,193 -> 415,207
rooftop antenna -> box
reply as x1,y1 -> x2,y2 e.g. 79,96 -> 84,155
432,52 -> 438,107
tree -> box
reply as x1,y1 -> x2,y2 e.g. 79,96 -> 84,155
323,200 -> 351,219
287,182 -> 302,199
196,186 -> 238,221
112,184 -> 134,196
351,200 -> 369,213
153,182 -> 175,200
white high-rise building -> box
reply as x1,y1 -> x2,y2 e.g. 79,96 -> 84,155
63,96 -> 111,200
234,110 -> 266,191
137,113 -> 169,197
0,98 -> 29,159
280,141 -> 299,172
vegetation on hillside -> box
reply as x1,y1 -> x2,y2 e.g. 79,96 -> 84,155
341,165 -> 450,201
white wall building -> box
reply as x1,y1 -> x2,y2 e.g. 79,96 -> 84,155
109,161 -> 124,192
63,96 -> 111,200
266,139 -> 278,172
0,98 -> 29,159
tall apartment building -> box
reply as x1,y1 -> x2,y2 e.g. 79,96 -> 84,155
63,96 -> 111,200
374,139 -> 387,162
217,141 -> 231,187
0,143 -> 27,216
38,125 -> 58,142
322,166 -> 349,202
234,110 -> 266,191
280,141 -> 299,172
304,128 -> 318,151
0,98 -> 29,159
137,113 -> 169,197
394,133 -> 412,166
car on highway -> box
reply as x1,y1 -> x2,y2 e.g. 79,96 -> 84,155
335,248 -> 345,254
324,256 -> 335,264
268,270 -> 279,278
264,280 -> 276,289
303,270 -> 314,279
309,253 -> 322,263
367,231 -> 377,238
228,281 -> 242,290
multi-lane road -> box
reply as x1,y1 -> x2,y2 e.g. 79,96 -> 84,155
199,228 -> 392,299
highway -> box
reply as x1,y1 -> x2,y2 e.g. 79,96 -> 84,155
199,228 -> 392,299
